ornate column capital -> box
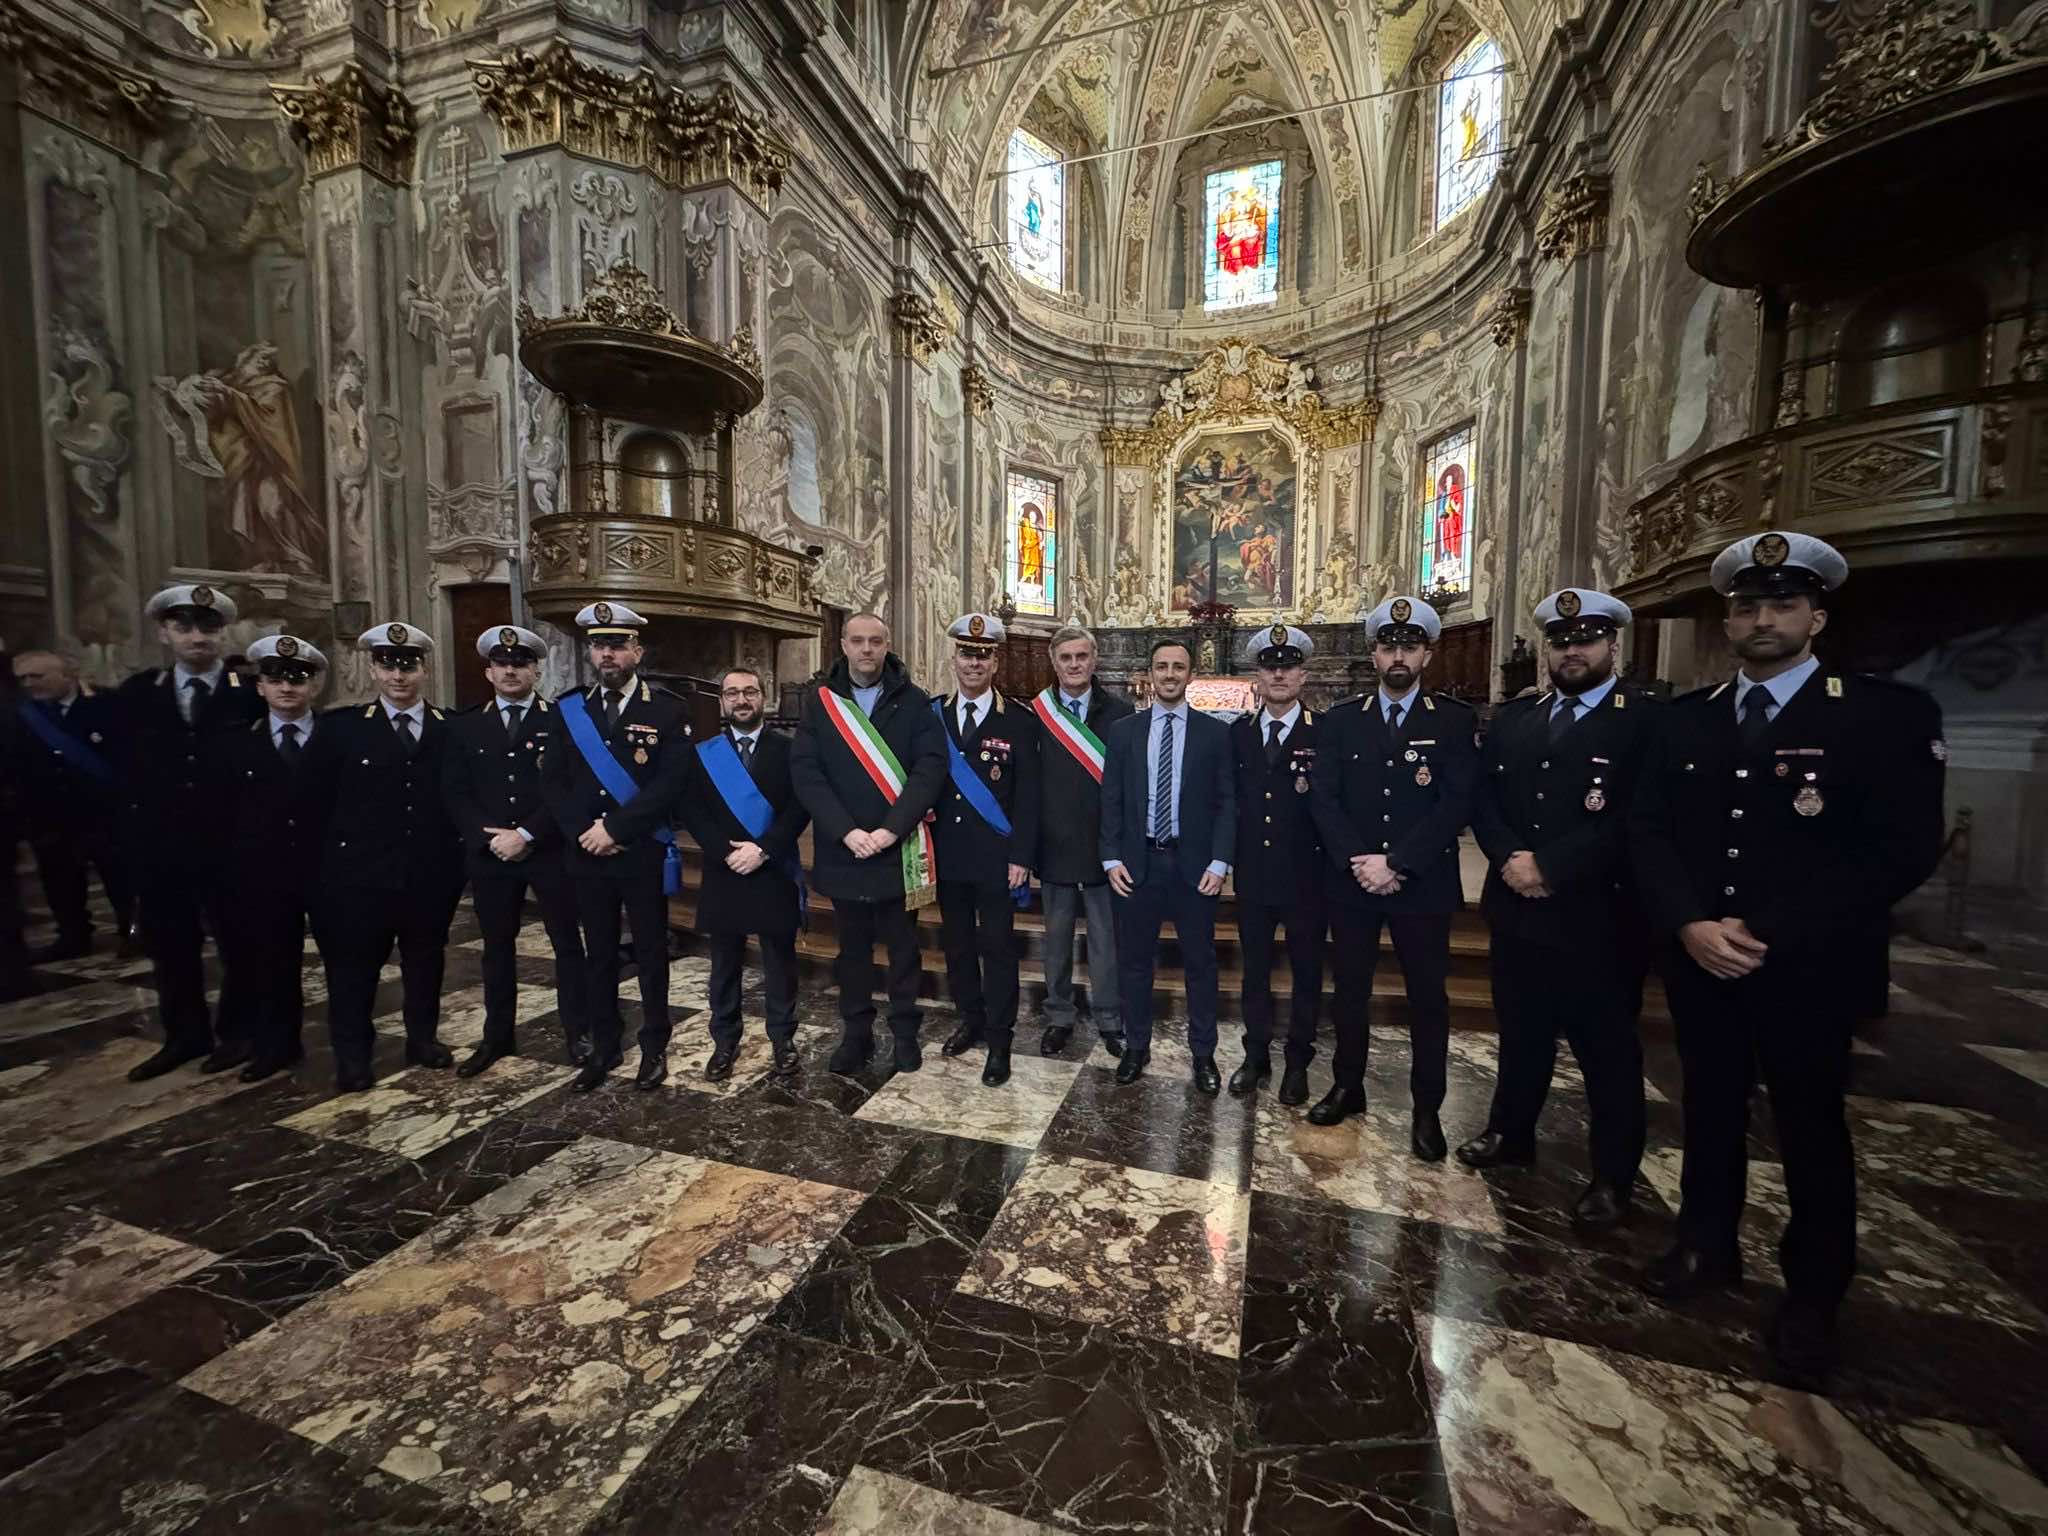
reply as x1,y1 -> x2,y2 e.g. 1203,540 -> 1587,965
272,64 -> 416,184
1487,286 -> 1532,348
961,365 -> 996,416
1535,171 -> 1611,264
892,293 -> 951,364
0,9 -> 168,159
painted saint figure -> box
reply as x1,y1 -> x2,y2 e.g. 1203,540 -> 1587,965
1018,503 -> 1047,588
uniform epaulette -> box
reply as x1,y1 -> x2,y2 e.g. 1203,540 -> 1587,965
429,705 -> 446,721
537,696 -> 552,712
1429,691 -> 1473,713
1330,692 -> 1368,712
1678,680 -> 1729,703
361,702 -> 379,718
1497,690 -> 1546,713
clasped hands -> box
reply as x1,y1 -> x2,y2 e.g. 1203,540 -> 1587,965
842,826 -> 901,860
578,819 -> 623,856
1500,850 -> 1551,899
1349,852 -> 1404,896
1681,917 -> 1769,980
484,827 -> 531,863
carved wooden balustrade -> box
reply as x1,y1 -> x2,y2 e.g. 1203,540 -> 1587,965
525,513 -> 819,635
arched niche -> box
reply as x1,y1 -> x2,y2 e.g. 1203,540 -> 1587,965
1381,4 -> 1513,260
1159,116 -> 1328,315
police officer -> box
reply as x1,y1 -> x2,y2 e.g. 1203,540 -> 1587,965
1460,589 -> 1659,1231
302,623 -> 466,1092
931,614 -> 1041,1089
1631,533 -> 1945,1388
117,584 -> 264,1080
542,602 -> 697,1093
443,624 -> 591,1077
1309,596 -> 1477,1158
13,649 -> 134,961
217,635 -> 326,1082
1228,624 -> 1326,1102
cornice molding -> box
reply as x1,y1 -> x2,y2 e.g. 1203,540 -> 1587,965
0,8 -> 169,159
272,63 -> 416,184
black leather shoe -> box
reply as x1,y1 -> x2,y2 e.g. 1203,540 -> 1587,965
1192,1055 -> 1221,1096
570,1059 -> 612,1093
240,1049 -> 303,1084
335,1063 -> 376,1094
704,1043 -> 739,1082
982,1045 -> 1012,1087
406,1041 -> 454,1070
770,1040 -> 801,1077
941,1024 -> 982,1057
1571,1180 -> 1633,1232
127,1044 -> 206,1083
1455,1131 -> 1537,1169
1307,1086 -> 1365,1125
1641,1245 -> 1743,1302
892,1034 -> 923,1074
635,1050 -> 669,1090
1228,1055 -> 1271,1097
456,1044 -> 513,1079
1278,1064 -> 1310,1105
1038,1025 -> 1072,1056
1098,1032 -> 1126,1060
1768,1301 -> 1839,1392
828,1033 -> 875,1076
1114,1048 -> 1149,1085
565,1031 -> 593,1067
1411,1109 -> 1448,1162
200,1041 -> 252,1075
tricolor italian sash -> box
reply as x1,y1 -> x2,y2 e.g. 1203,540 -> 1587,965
816,686 -> 937,909
1031,688 -> 1106,782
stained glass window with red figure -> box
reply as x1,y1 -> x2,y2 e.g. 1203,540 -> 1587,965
1419,425 -> 1474,601
1204,160 -> 1283,311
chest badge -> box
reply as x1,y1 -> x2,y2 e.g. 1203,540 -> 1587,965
989,763 -> 1002,780
1794,785 -> 1824,816
1775,762 -> 1790,777
1403,748 -> 1419,762
633,747 -> 649,765
1414,764 -> 1432,787
1295,774 -> 1309,794
1585,785 -> 1607,812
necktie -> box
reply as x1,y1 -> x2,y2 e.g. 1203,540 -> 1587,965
278,722 -> 301,763
603,689 -> 622,734
1064,696 -> 1082,720
735,734 -> 755,773
393,711 -> 416,752
1740,686 -> 1772,750
185,676 -> 210,723
1386,700 -> 1404,736
1550,695 -> 1580,742
1265,717 -> 1284,766
962,699 -> 978,738
504,703 -> 524,740
1153,711 -> 1175,840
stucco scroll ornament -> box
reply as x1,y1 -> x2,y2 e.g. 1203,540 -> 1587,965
43,328 -> 133,521
163,0 -> 286,62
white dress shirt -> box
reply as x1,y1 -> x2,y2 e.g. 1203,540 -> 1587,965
381,700 -> 428,731
1104,699 -> 1230,879
1551,673 -> 1618,727
1257,701 -> 1302,746
268,712 -> 313,752
1733,653 -> 1820,724
956,689 -> 993,735
1377,681 -> 1422,727
851,680 -> 884,717
174,661 -> 226,723
1058,688 -> 1092,721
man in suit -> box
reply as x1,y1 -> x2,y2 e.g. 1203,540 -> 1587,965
1229,624 -> 1326,1102
301,622 -> 467,1092
792,612 -> 948,1075
1099,636 -> 1235,1091
680,665 -> 809,1082
115,584 -> 265,1081
1460,589 -> 1661,1231
542,601 -> 698,1093
1309,596 -> 1477,1159
1630,533 -> 1946,1388
216,634 -> 326,1083
931,613 -> 1040,1088
1029,625 -> 1134,1056
442,624 -> 590,1078
14,649 -> 134,962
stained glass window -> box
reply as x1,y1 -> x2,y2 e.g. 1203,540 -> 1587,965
1007,129 -> 1065,290
1204,160 -> 1283,311
1435,35 -> 1503,229
1418,425 -> 1474,601
1006,469 -> 1058,616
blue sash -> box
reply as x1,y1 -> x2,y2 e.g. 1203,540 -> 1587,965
18,701 -> 113,784
697,734 -> 806,921
558,691 -> 680,895
932,698 -> 1031,908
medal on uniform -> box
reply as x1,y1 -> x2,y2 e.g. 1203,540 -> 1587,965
1295,775 -> 1309,794
1775,762 -> 1789,777
634,747 -> 649,765
1404,748 -> 1418,762
1794,785 -> 1823,816
1585,785 -> 1606,812
1415,764 -> 1432,786
989,763 -> 1002,780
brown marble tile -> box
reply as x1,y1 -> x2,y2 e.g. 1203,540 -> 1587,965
1849,1093 -> 2043,1199
817,1467 -> 1072,1534
0,981 -> 158,1045
1965,1044 -> 2048,1090
0,1205 -> 214,1368
380,983 -> 562,1050
277,1055 -> 573,1161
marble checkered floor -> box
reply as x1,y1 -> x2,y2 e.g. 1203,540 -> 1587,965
4,890 -> 2048,1534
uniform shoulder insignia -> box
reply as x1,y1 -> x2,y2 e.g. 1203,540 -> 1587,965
1825,675 -> 1843,698
993,693 -> 1007,714
226,670 -> 242,689
1302,708 -> 1313,724
362,703 -> 378,718
78,679 -> 95,697
1421,694 -> 1437,712
1331,692 -> 1367,712
249,717 -> 266,733
429,706 -> 445,721
639,681 -> 652,703
538,697 -> 551,712
1612,691 -> 1626,709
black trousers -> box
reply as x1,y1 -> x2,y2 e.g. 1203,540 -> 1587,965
938,876 -> 1019,1047
1113,846 -> 1220,1056
1665,953 -> 1857,1309
32,817 -> 132,943
314,879 -> 462,1073
707,931 -> 798,1045
1484,931 -> 1645,1185
217,893 -> 306,1066
471,857 -> 588,1052
0,813 -> 29,991
137,859 -> 230,1053
575,859 -> 671,1061
833,897 -> 923,1039
1328,907 -> 1451,1108
1238,897 -> 1325,1066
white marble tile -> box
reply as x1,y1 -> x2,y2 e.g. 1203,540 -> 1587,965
1446,1030 -> 1670,1103
853,1048 -> 1083,1149
0,1205 -> 216,1367
0,981 -> 159,1044
1994,986 -> 2048,1012
1887,983 -> 1963,1020
375,982 -> 562,1050
1965,1043 -> 2048,1090
1892,941 -> 1992,971
278,1056 -> 572,1161
818,1467 -> 1072,1535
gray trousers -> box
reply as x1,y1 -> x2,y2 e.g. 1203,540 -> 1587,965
1040,880 -> 1121,1036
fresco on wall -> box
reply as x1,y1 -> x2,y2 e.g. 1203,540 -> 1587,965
1171,427 -> 1295,610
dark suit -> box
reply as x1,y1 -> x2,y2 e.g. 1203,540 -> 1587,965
931,692 -> 1041,1050
1309,689 -> 1478,1106
217,716 -> 320,1068
1630,668 -> 1945,1308
1231,708 -> 1327,1067
114,666 -> 263,1052
1098,702 -> 1235,1056
442,696 -> 589,1057
541,677 -> 697,1063
302,701 -> 467,1074
1034,685 -> 1134,1040
18,690 -> 132,949
679,726 -> 809,1046
1471,681 -> 1661,1181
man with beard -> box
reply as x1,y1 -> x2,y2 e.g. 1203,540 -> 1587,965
931,614 -> 1040,1088
1228,624 -> 1326,1101
116,585 -> 264,1080
793,612 -> 948,1075
1031,625 -> 1134,1056
1308,596 -> 1477,1159
1631,533 -> 1945,1389
680,665 -> 809,1082
544,602 -> 697,1093
217,634 -> 326,1082
1459,589 -> 1660,1232
301,623 -> 466,1092
14,649 -> 134,962
443,624 -> 590,1078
